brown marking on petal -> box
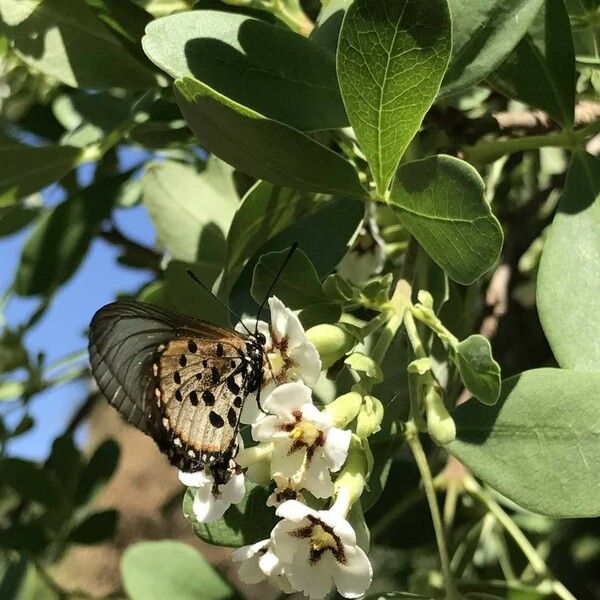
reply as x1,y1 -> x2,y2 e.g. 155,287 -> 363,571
289,524 -> 313,539
288,439 -> 305,455
305,431 -> 325,462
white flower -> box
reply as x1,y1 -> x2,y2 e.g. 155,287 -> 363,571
237,296 -> 321,424
252,382 -> 351,498
271,500 -> 372,599
266,473 -> 306,508
232,539 -> 293,593
179,469 -> 245,523
337,214 -> 385,285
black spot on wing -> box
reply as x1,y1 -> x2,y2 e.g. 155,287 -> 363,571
209,411 -> 225,428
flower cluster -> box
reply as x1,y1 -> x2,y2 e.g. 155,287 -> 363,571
180,296 -> 372,599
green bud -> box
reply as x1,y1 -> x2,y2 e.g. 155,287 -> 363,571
323,390 -> 363,428
424,386 -> 456,445
407,357 -> 432,375
417,289 -> 434,310
306,323 -> 355,369
355,395 -> 384,438
333,435 -> 369,512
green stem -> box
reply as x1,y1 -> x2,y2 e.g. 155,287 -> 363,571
370,313 -> 402,366
403,310 -> 427,359
464,477 -> 577,600
406,422 -> 458,600
465,128 -> 585,164
360,310 -> 392,340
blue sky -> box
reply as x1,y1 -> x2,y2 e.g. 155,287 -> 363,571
1,147 -> 157,460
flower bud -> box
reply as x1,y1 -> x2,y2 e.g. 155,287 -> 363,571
333,435 -> 369,515
424,386 -> 456,445
306,324 -> 356,369
323,390 -> 363,428
355,395 -> 384,438
417,289 -> 434,310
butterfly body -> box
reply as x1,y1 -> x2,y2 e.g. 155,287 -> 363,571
88,300 -> 265,487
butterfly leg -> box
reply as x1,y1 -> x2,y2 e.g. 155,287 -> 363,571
255,368 -> 269,415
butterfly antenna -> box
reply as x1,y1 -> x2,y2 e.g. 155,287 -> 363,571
185,269 -> 253,335
255,242 -> 298,333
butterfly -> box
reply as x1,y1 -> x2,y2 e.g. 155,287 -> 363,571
88,299 -> 267,488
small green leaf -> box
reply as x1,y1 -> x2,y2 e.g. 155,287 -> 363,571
0,0 -> 156,89
449,369 -> 600,517
142,158 -> 238,264
251,248 -> 326,309
122,540 -> 233,600
0,144 -> 81,205
45,433 -> 82,499
0,458 -> 63,506
488,0 -> 575,128
323,273 -> 357,302
226,181 -> 320,274
0,204 -> 41,237
345,352 -> 383,382
441,0 -> 545,97
66,509 -> 118,544
185,483 -> 277,548
537,152 -> 600,370
337,0 -> 451,195
75,439 -> 120,506
143,10 -> 346,131
175,76 -> 365,197
299,302 -> 343,329
0,522 -> 49,555
389,155 -> 503,285
455,335 -> 501,405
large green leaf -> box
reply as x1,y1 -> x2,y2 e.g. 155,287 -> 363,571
488,0 -> 575,128
388,155 -> 503,285
175,77 -> 365,197
143,10 -> 346,131
0,144 -> 81,205
449,368 -> 600,517
337,0 -> 451,195
537,152 -> 600,370
441,0 -> 545,97
251,248 -> 327,309
121,540 -> 233,600
142,158 -> 238,264
185,483 -> 277,547
0,0 -> 156,89
226,181 -> 321,274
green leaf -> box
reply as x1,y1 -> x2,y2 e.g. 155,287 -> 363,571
85,0 -> 152,45
455,335 -> 501,405
365,593 -> 433,600
389,155 -> 503,285
45,433 -> 81,499
66,509 -> 118,544
142,158 -> 238,264
0,458 -> 63,506
488,0 -> 575,128
345,352 -> 383,382
0,204 -> 41,237
14,171 -> 126,296
0,144 -> 81,205
298,302 -> 343,329
0,0 -> 156,89
122,540 -> 233,600
251,247 -> 326,309
0,522 -> 49,555
441,0 -> 545,97
0,328 -> 28,373
75,439 -> 120,506
537,152 -> 600,369
175,76 -> 365,197
226,181 -> 320,274
185,483 -> 278,547
337,0 -> 451,195
449,368 -> 600,517
143,10 -> 346,131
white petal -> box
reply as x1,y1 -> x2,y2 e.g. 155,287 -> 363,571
285,544 -> 333,600
231,539 -> 269,562
251,414 -> 282,442
239,393 -> 262,425
290,342 -> 322,387
331,545 -> 372,598
321,511 -> 357,546
270,441 -> 305,477
238,557 -> 267,585
322,427 -> 352,472
275,499 -> 314,522
270,519 -> 302,563
301,455 -> 334,498
192,471 -> 245,523
236,318 -> 270,340
262,381 -> 312,418
268,296 -> 293,344
258,548 -> 282,576
300,402 -> 331,429
178,469 -> 211,488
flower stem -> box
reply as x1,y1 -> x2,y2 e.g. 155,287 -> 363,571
464,476 -> 577,600
406,422 -> 458,600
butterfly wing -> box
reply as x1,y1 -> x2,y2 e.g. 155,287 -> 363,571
89,300 -> 253,481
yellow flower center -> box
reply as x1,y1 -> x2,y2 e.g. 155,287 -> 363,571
309,524 -> 337,552
267,351 -> 286,378
290,420 -> 320,446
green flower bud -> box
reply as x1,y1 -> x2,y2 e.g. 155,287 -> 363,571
323,390 -> 363,428
306,324 -> 355,369
424,386 -> 456,446
355,395 -> 384,438
333,435 -> 369,513
417,289 -> 434,310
